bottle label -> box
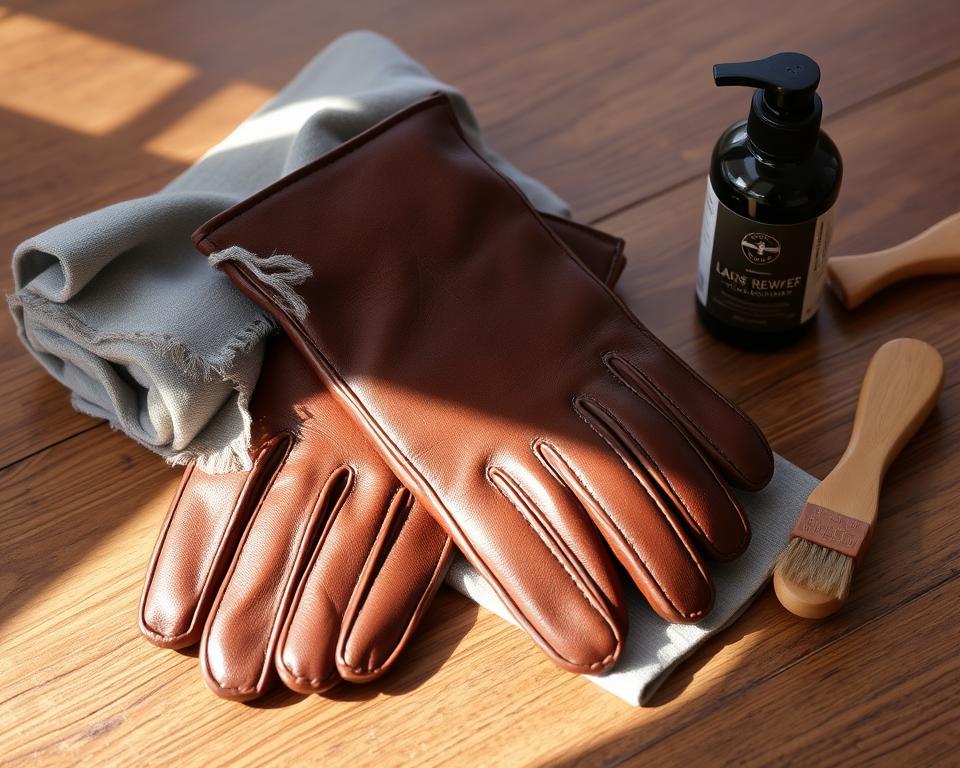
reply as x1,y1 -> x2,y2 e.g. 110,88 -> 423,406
696,178 -> 834,333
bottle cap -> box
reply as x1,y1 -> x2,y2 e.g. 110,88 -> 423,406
713,52 -> 822,158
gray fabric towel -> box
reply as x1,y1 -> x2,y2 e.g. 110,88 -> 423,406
9,30 -> 568,473
8,31 -> 816,704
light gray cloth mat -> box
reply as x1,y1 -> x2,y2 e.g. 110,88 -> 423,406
447,454 -> 817,705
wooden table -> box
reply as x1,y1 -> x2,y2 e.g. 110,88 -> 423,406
2,2 -> 958,765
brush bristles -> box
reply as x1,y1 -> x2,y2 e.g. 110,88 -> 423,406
774,537 -> 855,601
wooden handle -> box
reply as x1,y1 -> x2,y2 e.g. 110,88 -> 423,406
808,339 -> 943,526
827,211 -> 960,309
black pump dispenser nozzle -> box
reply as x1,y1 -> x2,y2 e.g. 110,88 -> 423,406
713,52 -> 822,158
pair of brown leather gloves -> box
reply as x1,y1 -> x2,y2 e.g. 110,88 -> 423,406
139,95 -> 773,701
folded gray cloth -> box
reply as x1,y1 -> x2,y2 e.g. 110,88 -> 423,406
8,30 -> 814,705
8,30 -> 569,472
448,454 -> 817,705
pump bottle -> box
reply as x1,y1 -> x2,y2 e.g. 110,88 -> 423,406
696,52 -> 842,348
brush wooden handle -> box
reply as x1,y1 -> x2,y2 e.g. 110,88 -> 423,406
808,338 -> 943,527
827,211 -> 960,309
774,338 -> 943,619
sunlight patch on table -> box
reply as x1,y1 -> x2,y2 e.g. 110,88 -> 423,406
0,10 -> 195,135
144,81 -> 275,163
0,480 -> 172,637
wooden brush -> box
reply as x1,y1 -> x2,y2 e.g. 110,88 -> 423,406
773,338 -> 943,619
827,210 -> 960,309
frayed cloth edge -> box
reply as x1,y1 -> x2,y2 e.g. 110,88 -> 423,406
8,289 -> 275,383
208,246 -> 312,322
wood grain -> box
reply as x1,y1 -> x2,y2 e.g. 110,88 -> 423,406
1,3 -> 959,767
4,0 -> 960,469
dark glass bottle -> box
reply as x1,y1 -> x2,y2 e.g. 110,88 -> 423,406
695,53 -> 843,350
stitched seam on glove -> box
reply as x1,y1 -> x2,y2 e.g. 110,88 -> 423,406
485,464 -> 617,672
274,467 -> 359,690
583,384 -> 749,557
535,436 -> 705,622
578,395 -> 707,545
140,462 -> 204,644
141,438 -> 281,645
202,435 -> 304,696
604,350 -> 771,488
335,484 -> 411,677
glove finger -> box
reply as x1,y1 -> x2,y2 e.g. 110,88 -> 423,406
272,469 -> 437,693
335,496 -> 452,684
603,346 -> 773,491
537,409 -> 715,624
138,437 -> 288,649
583,385 -> 751,561
271,483 -> 382,694
199,448 -> 344,701
443,457 -> 625,674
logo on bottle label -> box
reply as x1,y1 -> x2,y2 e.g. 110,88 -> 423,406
740,232 -> 781,265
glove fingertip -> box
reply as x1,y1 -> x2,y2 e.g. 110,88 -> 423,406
274,633 -> 341,695
137,608 -> 201,650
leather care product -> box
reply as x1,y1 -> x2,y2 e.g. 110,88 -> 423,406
696,52 -> 842,349
773,339 -> 942,619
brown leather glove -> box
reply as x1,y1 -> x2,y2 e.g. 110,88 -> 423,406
196,94 -> 774,675
139,212 -> 625,700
